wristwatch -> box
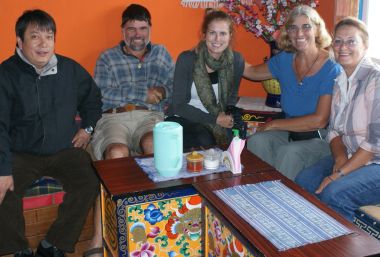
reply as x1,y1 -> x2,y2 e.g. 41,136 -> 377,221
84,126 -> 94,135
337,169 -> 345,177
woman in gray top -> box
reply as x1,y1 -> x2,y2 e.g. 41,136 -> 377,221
166,10 -> 245,149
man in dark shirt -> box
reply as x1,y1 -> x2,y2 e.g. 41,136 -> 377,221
0,9 -> 102,257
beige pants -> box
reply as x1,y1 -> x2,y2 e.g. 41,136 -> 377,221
91,110 -> 164,160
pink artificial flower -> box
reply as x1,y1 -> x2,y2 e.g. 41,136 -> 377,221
221,0 -> 319,43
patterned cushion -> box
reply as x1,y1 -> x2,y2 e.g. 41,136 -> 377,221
22,117 -> 85,210
354,205 -> 380,240
23,177 -> 64,210
25,177 -> 63,197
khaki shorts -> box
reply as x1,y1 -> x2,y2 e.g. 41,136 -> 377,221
91,110 -> 164,160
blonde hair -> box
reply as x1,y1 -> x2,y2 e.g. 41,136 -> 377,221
277,5 -> 331,52
334,17 -> 369,48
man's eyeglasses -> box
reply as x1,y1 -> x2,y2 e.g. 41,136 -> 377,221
287,24 -> 313,34
332,39 -> 359,48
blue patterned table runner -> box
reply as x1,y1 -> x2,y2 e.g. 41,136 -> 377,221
215,180 -> 351,251
135,150 -> 228,182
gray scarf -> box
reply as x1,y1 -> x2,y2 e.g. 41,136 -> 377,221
193,41 -> 234,144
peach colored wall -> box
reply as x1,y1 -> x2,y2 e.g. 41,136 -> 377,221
0,0 -> 335,97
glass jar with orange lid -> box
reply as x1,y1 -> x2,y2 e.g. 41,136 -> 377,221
186,151 -> 204,173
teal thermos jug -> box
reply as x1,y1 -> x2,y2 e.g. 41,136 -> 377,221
153,121 -> 183,177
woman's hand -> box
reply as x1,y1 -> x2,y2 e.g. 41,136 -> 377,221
330,136 -> 348,174
316,148 -> 374,194
256,120 -> 275,132
216,112 -> 234,128
332,155 -> 348,174
315,172 -> 340,194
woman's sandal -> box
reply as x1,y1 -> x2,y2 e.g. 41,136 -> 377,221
83,247 -> 103,257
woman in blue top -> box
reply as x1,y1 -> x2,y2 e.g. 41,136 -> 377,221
244,5 -> 341,180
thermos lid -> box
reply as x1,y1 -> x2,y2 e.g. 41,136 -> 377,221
154,121 -> 181,131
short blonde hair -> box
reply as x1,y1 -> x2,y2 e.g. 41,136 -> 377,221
334,17 -> 369,48
277,5 -> 331,52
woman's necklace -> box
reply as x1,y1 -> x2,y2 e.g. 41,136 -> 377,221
295,51 -> 320,86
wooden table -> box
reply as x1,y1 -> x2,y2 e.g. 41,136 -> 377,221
94,147 -> 380,257
93,148 -> 273,257
194,171 -> 380,257
94,147 -> 273,196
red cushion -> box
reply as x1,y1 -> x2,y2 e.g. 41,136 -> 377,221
23,192 -> 65,210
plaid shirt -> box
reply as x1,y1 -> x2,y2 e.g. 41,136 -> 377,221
327,56 -> 380,163
94,42 -> 174,112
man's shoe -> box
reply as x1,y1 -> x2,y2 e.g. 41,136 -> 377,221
35,243 -> 66,257
14,248 -> 34,257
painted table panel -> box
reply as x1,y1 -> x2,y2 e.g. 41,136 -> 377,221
205,206 -> 257,257
101,185 -> 202,257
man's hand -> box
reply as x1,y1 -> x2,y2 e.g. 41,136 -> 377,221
72,129 -> 91,149
0,175 -> 14,205
146,86 -> 166,104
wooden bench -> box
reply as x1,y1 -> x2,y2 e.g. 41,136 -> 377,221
22,143 -> 96,249
23,180 -> 94,249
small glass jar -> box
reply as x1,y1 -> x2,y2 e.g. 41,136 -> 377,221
186,151 -> 204,173
203,148 -> 221,170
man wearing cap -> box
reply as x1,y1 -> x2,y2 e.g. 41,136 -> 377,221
91,4 -> 175,160
85,4 -> 174,256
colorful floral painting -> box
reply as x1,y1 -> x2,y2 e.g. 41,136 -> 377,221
222,0 -> 319,43
127,195 -> 203,257
205,206 -> 257,257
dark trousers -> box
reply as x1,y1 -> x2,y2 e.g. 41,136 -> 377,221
165,116 -> 216,150
0,148 -> 99,254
